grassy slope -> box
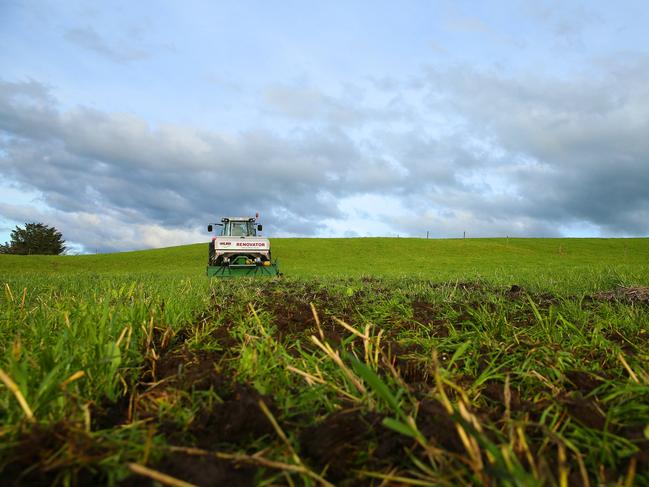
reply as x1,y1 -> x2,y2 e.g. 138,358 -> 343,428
1,237 -> 648,286
2,238 -> 649,484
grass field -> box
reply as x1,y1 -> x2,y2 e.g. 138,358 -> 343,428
1,238 -> 648,486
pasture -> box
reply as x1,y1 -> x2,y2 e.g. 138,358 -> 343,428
1,238 -> 648,485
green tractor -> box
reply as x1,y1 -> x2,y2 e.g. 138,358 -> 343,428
206,215 -> 280,277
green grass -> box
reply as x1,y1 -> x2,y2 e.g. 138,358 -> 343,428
1,238 -> 648,485
2,237 -> 648,288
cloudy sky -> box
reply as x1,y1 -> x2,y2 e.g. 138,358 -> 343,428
1,1 -> 648,252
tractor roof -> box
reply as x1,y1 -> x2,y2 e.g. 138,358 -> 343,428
221,216 -> 255,222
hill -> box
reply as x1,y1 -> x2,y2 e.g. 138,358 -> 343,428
1,237 -> 648,288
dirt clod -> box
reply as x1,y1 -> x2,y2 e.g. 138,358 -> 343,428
481,381 -> 524,411
411,301 -> 449,337
416,400 -> 465,453
565,370 -> 604,394
191,385 -> 276,448
157,452 -> 256,487
507,284 -> 524,298
0,423 -> 109,486
154,349 -> 226,391
562,392 -> 607,430
300,410 -> 379,480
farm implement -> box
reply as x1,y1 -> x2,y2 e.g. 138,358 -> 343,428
206,215 -> 280,277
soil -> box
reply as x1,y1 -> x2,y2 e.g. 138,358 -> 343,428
455,282 -> 485,292
189,385 -> 277,449
564,370 -> 605,394
269,294 -> 316,336
93,392 -> 132,430
411,301 -> 450,337
415,400 -> 465,453
0,425 -> 64,486
593,286 -> 649,305
156,452 -> 256,487
506,284 -> 524,297
300,409 -> 379,480
133,312 -> 277,484
500,284 -> 560,309
481,381 -> 524,412
618,425 -> 649,469
268,293 -> 350,346
562,394 -> 607,430
299,398 -> 465,481
0,423 -> 111,486
154,348 -> 227,391
382,341 -> 432,386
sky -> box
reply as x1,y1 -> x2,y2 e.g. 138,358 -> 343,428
1,1 -> 648,253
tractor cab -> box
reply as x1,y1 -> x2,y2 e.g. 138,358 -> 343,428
208,218 -> 262,237
206,215 -> 278,277
223,218 -> 261,237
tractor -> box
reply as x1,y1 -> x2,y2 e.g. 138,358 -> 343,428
206,215 -> 280,277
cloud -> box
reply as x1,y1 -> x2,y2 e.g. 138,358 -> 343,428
444,13 -> 521,47
0,80 -> 386,249
262,83 -> 409,126
0,202 -> 203,253
2,55 -> 649,253
63,26 -> 151,63
418,58 -> 649,236
0,79 -> 59,139
527,2 -> 602,49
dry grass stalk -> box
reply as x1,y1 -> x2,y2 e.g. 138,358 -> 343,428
334,317 -> 367,340
433,353 -> 485,479
333,317 -> 383,368
624,457 -> 637,487
504,374 -> 511,430
168,446 -> 334,485
617,353 -> 640,384
363,323 -> 372,363
357,468 -> 448,486
515,426 -> 538,479
374,328 -> 384,366
258,400 -> 336,486
310,335 -> 366,395
11,337 -> 21,360
258,399 -> 299,464
128,463 -> 197,487
4,282 -> 14,302
310,302 -> 325,340
286,365 -> 325,385
529,370 -> 561,395
145,316 -> 155,353
558,443 -> 568,487
456,401 -> 484,472
569,443 -> 591,487
248,303 -> 269,336
20,287 -> 27,309
286,364 -> 360,402
142,426 -> 156,464
115,326 -> 130,348
0,367 -> 35,422
81,402 -> 91,432
61,370 -> 85,387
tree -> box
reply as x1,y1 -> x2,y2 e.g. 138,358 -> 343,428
0,223 -> 66,255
